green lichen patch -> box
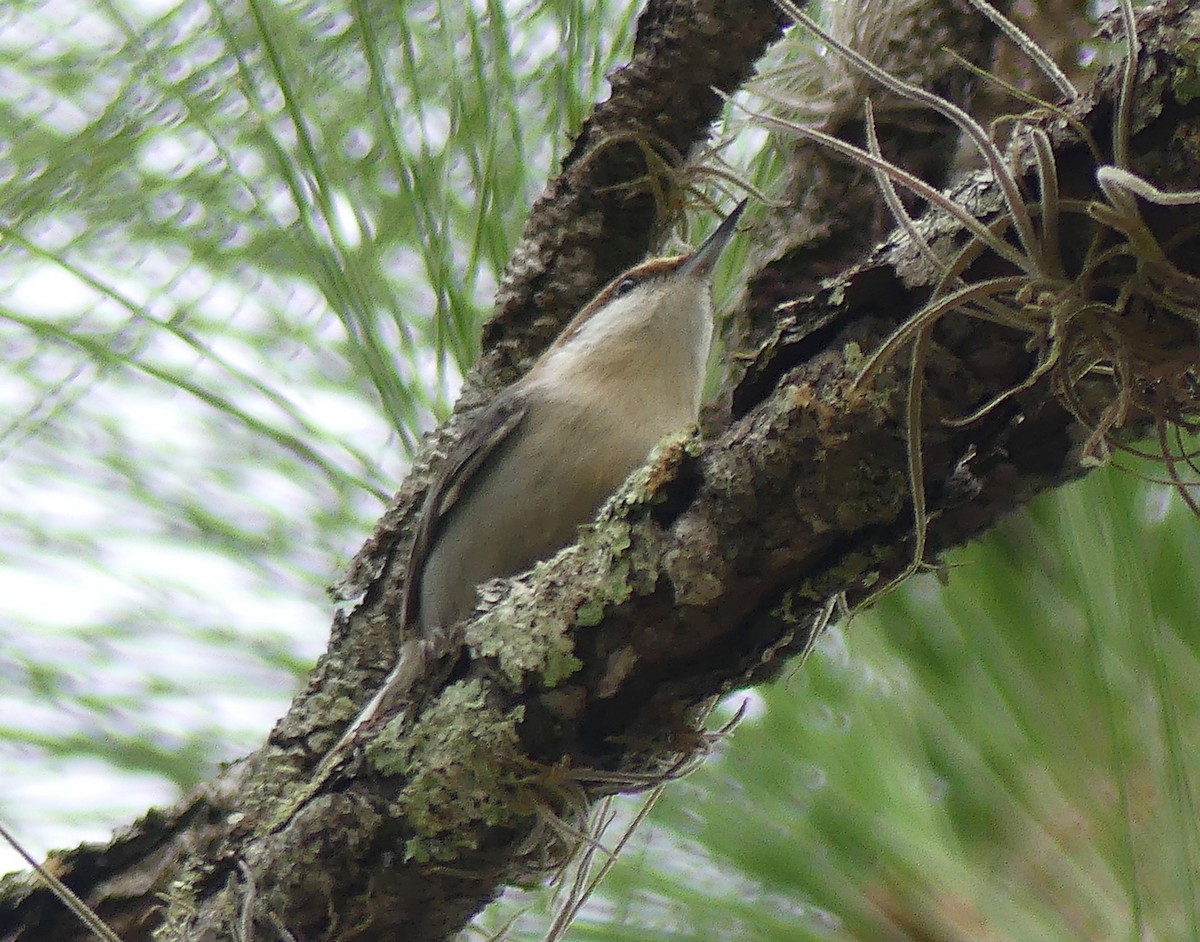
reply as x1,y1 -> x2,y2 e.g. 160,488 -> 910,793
572,514 -> 668,628
1172,39 -> 1200,104
465,569 -> 583,688
573,555 -> 633,627
367,680 -> 534,864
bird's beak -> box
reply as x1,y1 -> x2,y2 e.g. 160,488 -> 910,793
680,199 -> 748,278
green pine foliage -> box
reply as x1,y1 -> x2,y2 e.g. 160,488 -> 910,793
0,0 -> 630,856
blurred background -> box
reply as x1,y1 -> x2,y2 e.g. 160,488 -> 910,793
1,0 -> 1197,939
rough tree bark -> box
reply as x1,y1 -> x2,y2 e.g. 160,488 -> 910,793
3,0 -> 1199,940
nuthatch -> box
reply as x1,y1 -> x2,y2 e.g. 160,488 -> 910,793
314,202 -> 746,768
406,199 -> 747,635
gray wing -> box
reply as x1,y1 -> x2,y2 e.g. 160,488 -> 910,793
400,390 -> 528,633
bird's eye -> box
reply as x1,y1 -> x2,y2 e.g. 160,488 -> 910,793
614,276 -> 638,297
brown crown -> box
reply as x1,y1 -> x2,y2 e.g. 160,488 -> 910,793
547,255 -> 690,352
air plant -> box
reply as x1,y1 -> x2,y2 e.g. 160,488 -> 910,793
737,0 -> 1200,605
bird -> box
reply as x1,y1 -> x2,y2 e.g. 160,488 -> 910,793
282,201 -> 747,812
407,199 -> 747,637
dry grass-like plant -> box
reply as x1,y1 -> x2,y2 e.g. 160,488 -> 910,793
572,130 -> 776,243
